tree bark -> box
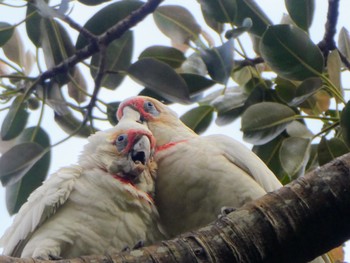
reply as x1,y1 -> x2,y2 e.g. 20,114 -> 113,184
1,153 -> 350,263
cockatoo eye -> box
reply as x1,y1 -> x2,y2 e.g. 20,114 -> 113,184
143,101 -> 159,116
115,134 -> 128,152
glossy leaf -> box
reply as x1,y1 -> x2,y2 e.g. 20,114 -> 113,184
107,102 -> 121,126
341,100 -> 350,146
1,95 -> 29,140
234,0 -> 272,36
180,73 -> 216,96
0,22 -> 14,46
76,0 -> 143,49
285,121 -> 313,138
198,0 -> 237,23
327,50 -> 343,102
0,142 -> 45,186
6,127 -> 51,214
225,18 -> 252,39
127,58 -> 190,104
67,67 -> 87,103
260,24 -> 324,81
253,134 -> 289,183
338,27 -> 350,61
138,89 -> 172,105
201,40 -> 234,84
318,137 -> 349,166
153,5 -> 201,45
37,82 -> 70,116
2,27 -> 24,66
289,77 -> 323,106
181,52 -> 207,75
279,137 -> 311,179
91,31 -> 133,89
241,102 -> 296,145
275,77 -> 297,103
54,112 -> 92,138
285,0 -> 315,31
180,105 -> 214,134
200,4 -> 224,33
41,18 -> 75,85
139,45 -> 186,68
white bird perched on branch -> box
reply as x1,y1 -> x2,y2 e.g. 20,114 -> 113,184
0,119 -> 166,259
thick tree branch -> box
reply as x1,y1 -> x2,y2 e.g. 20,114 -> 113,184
1,153 -> 350,263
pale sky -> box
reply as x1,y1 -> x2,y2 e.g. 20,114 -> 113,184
1,0 -> 350,260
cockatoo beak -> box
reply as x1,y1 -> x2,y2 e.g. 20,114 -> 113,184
121,106 -> 145,125
130,134 -> 152,166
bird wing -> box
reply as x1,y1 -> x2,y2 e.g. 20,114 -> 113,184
0,165 -> 82,257
207,134 -> 282,192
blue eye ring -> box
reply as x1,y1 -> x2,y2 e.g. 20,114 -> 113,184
116,134 -> 128,152
143,101 -> 159,116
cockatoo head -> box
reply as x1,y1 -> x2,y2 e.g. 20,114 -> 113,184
79,119 -> 156,193
117,96 -> 196,145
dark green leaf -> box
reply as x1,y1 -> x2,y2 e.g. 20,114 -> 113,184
253,134 -> 289,182
91,31 -> 133,90
78,0 -> 110,5
279,137 -> 311,179
6,127 -> 51,215
26,2 -> 43,47
180,105 -> 214,134
241,102 -> 296,145
285,121 -> 313,138
200,4 -> 224,33
318,137 -> 349,166
275,77 -> 297,103
260,24 -> 324,81
341,100 -> 350,146
201,40 -> 234,84
0,22 -> 14,46
138,89 -> 173,105
285,0 -> 315,31
225,18 -> 252,39
41,19 -> 75,85
289,77 -> 323,106
234,0 -> 272,36
127,58 -> 190,104
1,95 -> 29,140
76,0 -> 143,49
107,102 -> 121,126
198,0 -> 237,23
139,45 -> 186,68
0,142 -> 45,186
180,73 -> 216,96
153,5 -> 201,45
54,112 -> 92,138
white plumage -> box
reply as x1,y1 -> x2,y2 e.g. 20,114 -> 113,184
0,120 -> 165,259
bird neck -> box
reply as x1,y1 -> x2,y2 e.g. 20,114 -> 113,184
150,120 -> 197,146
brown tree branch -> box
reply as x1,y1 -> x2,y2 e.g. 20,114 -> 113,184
1,153 -> 350,263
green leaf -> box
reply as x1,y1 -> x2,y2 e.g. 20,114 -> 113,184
327,50 -> 343,102
318,137 -> 349,166
180,73 -> 216,97
234,0 -> 272,36
341,100 -> 350,146
200,4 -> 224,33
6,127 -> 51,215
0,142 -> 45,186
253,134 -> 289,183
91,31 -> 133,90
138,89 -> 172,105
198,0 -> 237,23
279,137 -> 311,179
1,95 -> 29,140
275,77 -> 297,103
180,105 -> 214,134
289,77 -> 323,106
41,19 -> 75,85
54,112 -> 92,138
78,0 -> 110,5
127,58 -> 190,104
153,5 -> 201,45
285,121 -> 313,138
107,102 -> 121,126
260,24 -> 324,81
338,27 -> 350,61
285,0 -> 315,31
0,22 -> 14,46
201,40 -> 234,84
139,45 -> 186,68
241,102 -> 296,145
26,3 -> 42,47
76,0 -> 143,49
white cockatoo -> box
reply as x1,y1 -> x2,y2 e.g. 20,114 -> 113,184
117,96 -> 330,263
0,118 -> 166,259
